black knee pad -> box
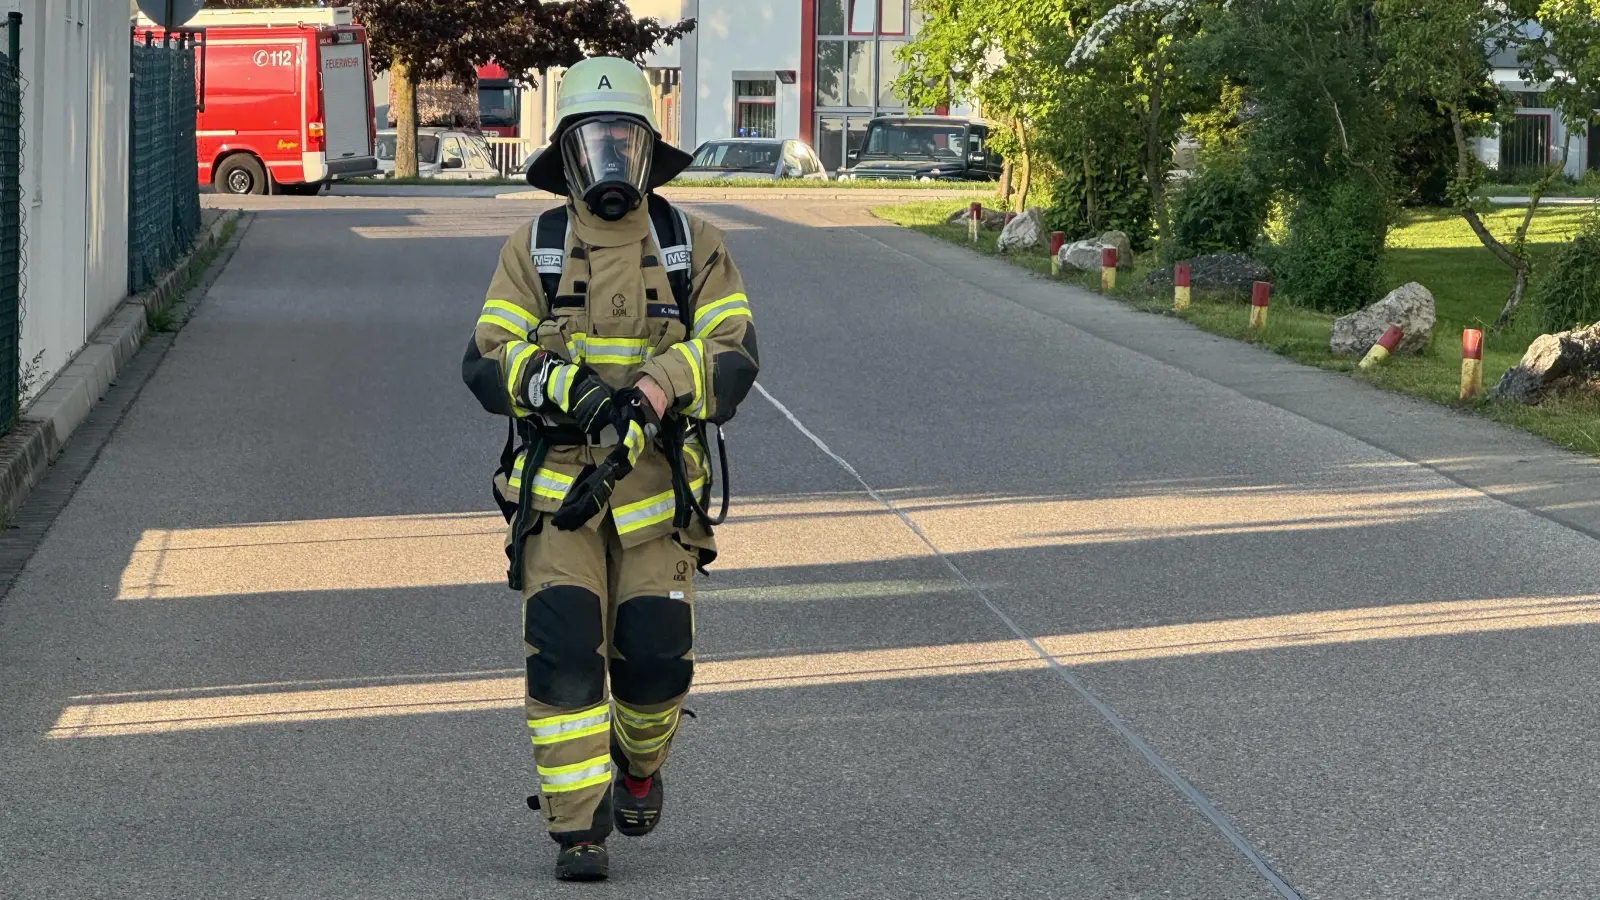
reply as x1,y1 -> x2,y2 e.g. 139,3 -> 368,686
525,585 -> 606,708
610,595 -> 693,705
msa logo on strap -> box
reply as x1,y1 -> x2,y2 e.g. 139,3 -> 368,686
532,249 -> 564,273
661,246 -> 691,272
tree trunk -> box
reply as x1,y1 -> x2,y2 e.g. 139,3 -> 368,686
1494,266 -> 1531,331
393,58 -> 420,179
1017,147 -> 1033,213
1083,142 -> 1099,233
1145,43 -> 1168,238
1000,159 -> 1014,206
1447,104 -> 1534,331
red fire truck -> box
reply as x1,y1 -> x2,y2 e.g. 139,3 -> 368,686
476,63 -> 521,138
137,7 -> 379,195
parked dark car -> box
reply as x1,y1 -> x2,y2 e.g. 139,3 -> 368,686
845,116 -> 1002,182
677,138 -> 831,182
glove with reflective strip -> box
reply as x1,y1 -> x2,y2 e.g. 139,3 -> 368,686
611,386 -> 662,469
527,354 -> 616,440
549,390 -> 660,531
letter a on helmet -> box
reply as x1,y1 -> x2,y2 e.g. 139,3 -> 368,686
524,56 -> 694,199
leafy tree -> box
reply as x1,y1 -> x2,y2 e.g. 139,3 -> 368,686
1065,0 -> 1214,235
895,0 -> 1081,212
205,1 -> 692,177
1378,0 -> 1600,329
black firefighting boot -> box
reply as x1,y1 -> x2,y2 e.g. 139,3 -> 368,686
554,838 -> 609,882
532,790 -> 613,881
612,769 -> 664,836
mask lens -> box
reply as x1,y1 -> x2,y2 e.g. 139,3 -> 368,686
560,116 -> 654,202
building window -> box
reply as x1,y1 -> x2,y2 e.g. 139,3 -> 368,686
735,79 -> 777,137
847,41 -> 874,107
818,0 -> 846,35
816,41 -> 845,107
878,40 -> 906,107
849,0 -> 876,35
880,0 -> 906,35
1513,91 -> 1548,109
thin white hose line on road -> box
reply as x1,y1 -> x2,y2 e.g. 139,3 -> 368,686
753,381 -> 1305,900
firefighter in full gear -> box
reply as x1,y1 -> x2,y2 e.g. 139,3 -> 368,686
461,56 -> 759,882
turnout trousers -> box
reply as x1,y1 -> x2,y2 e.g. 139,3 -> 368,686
521,515 -> 697,840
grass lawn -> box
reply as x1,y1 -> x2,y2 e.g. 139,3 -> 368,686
875,199 -> 1600,455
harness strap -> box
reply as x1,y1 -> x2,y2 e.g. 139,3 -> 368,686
531,205 -> 571,306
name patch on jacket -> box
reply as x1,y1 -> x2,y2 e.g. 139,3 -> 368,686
647,303 -> 679,319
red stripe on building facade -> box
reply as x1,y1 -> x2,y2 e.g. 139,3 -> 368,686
801,0 -> 816,144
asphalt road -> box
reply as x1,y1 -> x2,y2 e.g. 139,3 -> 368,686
3,193 -> 1600,899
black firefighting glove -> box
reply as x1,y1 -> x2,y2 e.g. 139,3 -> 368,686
549,452 -> 628,531
532,355 -> 616,440
549,390 -> 660,531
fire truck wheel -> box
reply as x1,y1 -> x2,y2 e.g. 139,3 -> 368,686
216,154 -> 267,196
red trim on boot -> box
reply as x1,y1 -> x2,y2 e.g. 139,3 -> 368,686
623,775 -> 652,799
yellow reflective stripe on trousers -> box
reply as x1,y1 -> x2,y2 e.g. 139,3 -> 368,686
671,339 -> 706,419
528,704 -> 611,746
693,293 -> 751,339
566,333 -> 652,366
538,754 -> 613,793
613,476 -> 707,536
505,341 -> 540,414
615,703 -> 677,728
509,455 -> 576,501
478,299 -> 534,339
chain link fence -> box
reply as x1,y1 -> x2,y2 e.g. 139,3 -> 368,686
0,14 -> 23,436
128,35 -> 201,295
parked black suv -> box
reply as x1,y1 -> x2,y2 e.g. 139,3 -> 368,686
845,116 -> 1002,182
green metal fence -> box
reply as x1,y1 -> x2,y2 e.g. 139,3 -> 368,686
128,34 -> 201,295
0,13 -> 23,436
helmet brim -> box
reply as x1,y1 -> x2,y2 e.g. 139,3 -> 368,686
525,117 -> 693,195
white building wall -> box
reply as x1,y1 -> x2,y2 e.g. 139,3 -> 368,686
1,1 -> 131,401
678,0 -> 802,148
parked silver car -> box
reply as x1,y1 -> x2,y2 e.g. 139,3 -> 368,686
676,138 -> 831,182
372,128 -> 502,180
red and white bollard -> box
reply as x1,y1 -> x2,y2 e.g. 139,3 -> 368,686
969,202 -> 982,243
1101,247 -> 1118,291
1174,262 -> 1192,311
1050,232 -> 1066,276
1249,281 -> 1271,329
1461,328 -> 1484,400
1360,325 -> 1404,371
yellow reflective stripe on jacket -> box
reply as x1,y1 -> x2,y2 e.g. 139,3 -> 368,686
528,704 -> 610,746
537,754 -> 613,793
671,339 -> 706,418
684,440 -> 706,477
613,475 -> 707,536
505,341 -> 540,415
693,293 -> 751,339
567,334 -> 653,366
509,456 -> 575,501
479,299 -> 535,340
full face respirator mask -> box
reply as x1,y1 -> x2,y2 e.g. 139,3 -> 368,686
560,115 -> 654,221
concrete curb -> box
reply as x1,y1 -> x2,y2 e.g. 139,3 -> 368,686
0,208 -> 243,524
495,187 -> 994,203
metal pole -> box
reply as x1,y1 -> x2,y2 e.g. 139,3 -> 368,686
7,12 -> 19,65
